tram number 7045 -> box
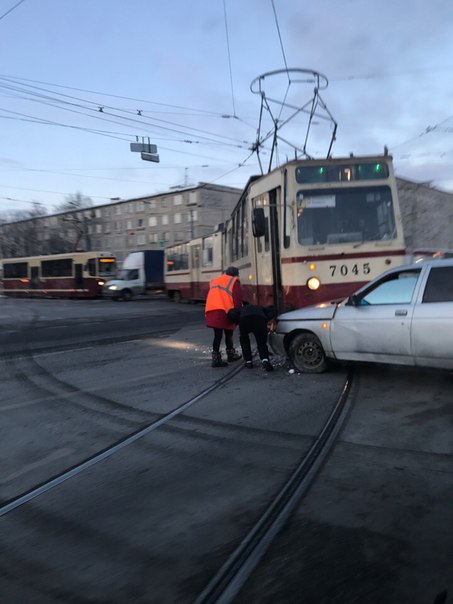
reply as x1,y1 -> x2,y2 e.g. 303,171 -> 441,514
329,263 -> 371,277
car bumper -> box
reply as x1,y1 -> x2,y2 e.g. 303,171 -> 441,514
269,331 -> 287,357
102,288 -> 119,298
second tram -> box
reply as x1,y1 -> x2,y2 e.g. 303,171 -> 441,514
2,251 -> 117,298
167,153 -> 407,310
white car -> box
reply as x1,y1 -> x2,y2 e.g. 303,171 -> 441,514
269,259 -> 453,373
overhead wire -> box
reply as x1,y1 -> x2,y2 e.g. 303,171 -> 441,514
271,0 -> 289,73
0,73 -> 224,116
0,0 -> 26,22
222,0 -> 237,118
0,78 -> 250,148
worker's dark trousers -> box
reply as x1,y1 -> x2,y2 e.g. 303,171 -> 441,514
212,328 -> 234,352
239,316 -> 269,362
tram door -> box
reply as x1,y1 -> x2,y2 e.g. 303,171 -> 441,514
75,264 -> 83,289
252,188 -> 283,308
30,266 -> 39,289
191,244 -> 201,299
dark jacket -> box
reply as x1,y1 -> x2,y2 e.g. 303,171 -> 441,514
228,304 -> 276,325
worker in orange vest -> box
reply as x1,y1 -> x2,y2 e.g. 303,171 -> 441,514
205,266 -> 243,367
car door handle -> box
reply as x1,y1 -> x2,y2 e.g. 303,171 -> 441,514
395,309 -> 408,316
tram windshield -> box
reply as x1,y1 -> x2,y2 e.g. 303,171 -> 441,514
98,257 -> 116,277
296,186 -> 396,246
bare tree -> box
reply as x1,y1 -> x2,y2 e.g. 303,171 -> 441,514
0,204 -> 48,257
54,192 -> 95,251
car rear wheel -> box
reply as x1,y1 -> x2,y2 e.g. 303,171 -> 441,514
289,332 -> 327,373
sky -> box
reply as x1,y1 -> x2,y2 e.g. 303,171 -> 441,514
1,0 -> 453,218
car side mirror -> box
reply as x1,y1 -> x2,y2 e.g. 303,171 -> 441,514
348,294 -> 361,306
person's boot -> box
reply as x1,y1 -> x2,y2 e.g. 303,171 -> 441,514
262,359 -> 274,372
226,348 -> 242,362
211,351 -> 228,367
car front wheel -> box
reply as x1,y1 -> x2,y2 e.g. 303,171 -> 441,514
289,332 -> 327,373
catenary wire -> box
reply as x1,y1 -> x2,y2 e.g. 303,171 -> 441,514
0,0 -> 26,22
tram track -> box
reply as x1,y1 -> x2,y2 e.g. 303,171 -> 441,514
0,360 -> 245,518
1,347 -> 355,602
194,369 -> 354,604
1,307 -> 359,602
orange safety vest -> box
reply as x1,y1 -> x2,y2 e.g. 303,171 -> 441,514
205,274 -> 238,314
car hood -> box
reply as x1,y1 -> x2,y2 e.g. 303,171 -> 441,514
278,301 -> 338,322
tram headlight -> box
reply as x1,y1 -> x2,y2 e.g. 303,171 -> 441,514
307,276 -> 321,291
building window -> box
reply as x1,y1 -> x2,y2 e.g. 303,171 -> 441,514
96,224 -> 102,234
174,194 -> 183,206
127,219 -> 132,230
149,233 -> 158,243
162,215 -> 169,226
137,201 -> 144,212
137,234 -> 146,245
137,218 -> 144,228
115,206 -> 121,215
174,213 -> 182,224
148,216 -> 157,227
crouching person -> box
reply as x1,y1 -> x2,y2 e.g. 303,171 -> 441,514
230,304 -> 277,372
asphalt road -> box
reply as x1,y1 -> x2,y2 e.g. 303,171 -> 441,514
0,295 -> 203,355
0,296 -> 452,603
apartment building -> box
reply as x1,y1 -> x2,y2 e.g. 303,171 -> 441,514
0,183 -> 242,263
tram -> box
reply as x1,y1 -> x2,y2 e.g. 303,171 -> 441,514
165,230 -> 223,302
165,153 -> 407,310
2,251 -> 116,298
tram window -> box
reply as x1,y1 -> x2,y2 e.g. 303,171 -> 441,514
283,170 -> 290,249
297,186 -> 396,246
166,254 -> 176,271
202,239 -> 213,267
87,258 -> 96,276
422,267 -> 453,302
242,201 -> 248,257
167,248 -> 189,271
191,246 -> 200,268
4,262 -> 28,278
42,258 -> 73,277
264,215 -> 270,252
